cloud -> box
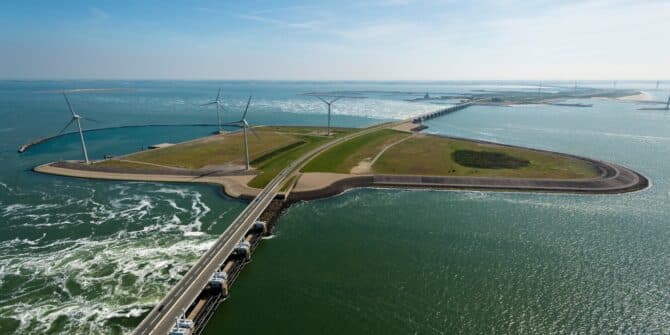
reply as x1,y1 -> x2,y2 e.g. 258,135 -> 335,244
238,14 -> 321,30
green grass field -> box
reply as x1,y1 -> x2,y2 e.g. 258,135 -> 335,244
452,150 -> 530,169
248,127 -> 357,188
301,129 -> 409,173
373,135 -> 599,179
93,125 -> 599,190
99,128 -> 300,170
94,159 -> 172,171
93,126 -> 359,188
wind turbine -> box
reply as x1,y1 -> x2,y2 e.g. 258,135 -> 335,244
58,93 -> 94,164
314,96 -> 343,136
222,96 -> 258,170
201,88 -> 226,133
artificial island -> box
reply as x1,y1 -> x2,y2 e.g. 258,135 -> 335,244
30,89 -> 649,335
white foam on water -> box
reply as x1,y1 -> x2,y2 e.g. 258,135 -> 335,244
2,204 -> 30,215
0,183 -> 228,334
166,199 -> 187,213
183,231 -> 205,237
252,98 -> 441,120
151,187 -> 191,198
0,233 -> 217,334
188,192 -> 211,233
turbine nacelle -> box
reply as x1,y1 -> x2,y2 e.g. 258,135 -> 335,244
59,93 -> 91,164
201,88 -> 225,133
313,95 -> 346,136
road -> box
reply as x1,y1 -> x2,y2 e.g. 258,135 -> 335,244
132,123 -> 390,335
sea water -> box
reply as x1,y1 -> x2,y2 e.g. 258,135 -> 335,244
0,81 -> 668,334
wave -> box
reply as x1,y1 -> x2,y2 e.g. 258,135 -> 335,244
251,98 -> 440,120
0,228 -> 216,334
0,182 -> 234,334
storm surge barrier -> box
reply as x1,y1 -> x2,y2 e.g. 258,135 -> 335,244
411,102 -> 473,123
132,122 -> 392,335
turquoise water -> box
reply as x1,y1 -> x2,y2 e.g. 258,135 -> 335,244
1,81 -> 668,334
203,87 -> 670,333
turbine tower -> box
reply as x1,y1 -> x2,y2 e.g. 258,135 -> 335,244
314,96 -> 343,136
201,88 -> 226,133
666,94 -> 670,110
222,96 -> 258,170
58,93 -> 93,164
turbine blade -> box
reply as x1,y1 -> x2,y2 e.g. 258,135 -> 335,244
242,96 -> 252,119
58,119 -> 75,135
249,126 -> 260,139
81,117 -> 101,123
216,88 -> 221,101
200,101 -> 216,106
63,93 -> 75,117
315,96 -> 328,104
330,96 -> 342,104
221,121 -> 243,127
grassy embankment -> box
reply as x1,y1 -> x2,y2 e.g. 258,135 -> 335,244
301,129 -> 409,173
95,126 -> 358,188
97,128 -> 299,170
94,126 -> 598,188
373,135 -> 599,179
247,127 -> 357,188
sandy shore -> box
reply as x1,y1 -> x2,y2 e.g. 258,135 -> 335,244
618,91 -> 651,101
391,121 -> 419,133
292,172 -> 360,192
34,163 -> 260,199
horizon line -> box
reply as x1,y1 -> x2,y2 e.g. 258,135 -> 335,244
1,78 -> 668,82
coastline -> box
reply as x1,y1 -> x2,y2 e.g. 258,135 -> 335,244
618,91 -> 651,101
33,163 -> 261,200
34,148 -> 649,202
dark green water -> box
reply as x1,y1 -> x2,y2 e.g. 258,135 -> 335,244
204,92 -> 670,334
1,81 -> 668,334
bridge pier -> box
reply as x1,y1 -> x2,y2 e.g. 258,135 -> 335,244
164,198 -> 288,335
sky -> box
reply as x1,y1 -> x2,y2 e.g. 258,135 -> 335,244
0,0 -> 668,80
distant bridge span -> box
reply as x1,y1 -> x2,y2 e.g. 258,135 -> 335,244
411,102 -> 474,123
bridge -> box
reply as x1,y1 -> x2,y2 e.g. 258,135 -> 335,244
132,123 -> 390,335
411,101 -> 474,123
